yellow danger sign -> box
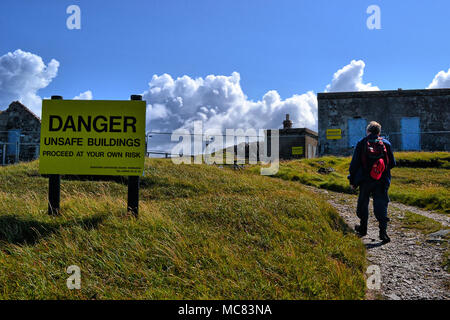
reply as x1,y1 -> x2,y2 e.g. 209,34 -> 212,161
39,100 -> 146,176
326,129 -> 342,140
292,146 -> 304,155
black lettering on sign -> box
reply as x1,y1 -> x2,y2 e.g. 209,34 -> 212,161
124,117 -> 137,133
94,116 -> 108,132
63,116 -> 76,132
78,116 -> 92,132
42,150 -> 74,157
47,115 -> 138,133
44,137 -> 83,146
49,115 -> 63,131
110,116 -> 122,133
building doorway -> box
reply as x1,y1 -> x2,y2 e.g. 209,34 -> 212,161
401,117 -> 420,150
348,118 -> 367,148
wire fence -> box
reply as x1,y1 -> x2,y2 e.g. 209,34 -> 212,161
1,129 -> 448,163
0,142 -> 40,165
144,130 -> 270,158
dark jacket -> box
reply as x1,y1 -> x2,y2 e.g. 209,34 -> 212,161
348,133 -> 396,187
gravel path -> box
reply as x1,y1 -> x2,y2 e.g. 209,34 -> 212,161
307,186 -> 449,300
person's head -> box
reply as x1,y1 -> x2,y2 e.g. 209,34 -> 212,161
366,121 -> 381,136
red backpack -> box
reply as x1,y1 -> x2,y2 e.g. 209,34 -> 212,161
361,137 -> 389,180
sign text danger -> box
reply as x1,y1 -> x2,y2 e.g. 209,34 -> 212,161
39,100 -> 146,176
48,115 -> 137,133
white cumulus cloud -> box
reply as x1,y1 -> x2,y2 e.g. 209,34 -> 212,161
143,72 -> 317,134
0,49 -> 59,115
143,60 -> 385,152
73,90 -> 93,100
0,50 -> 387,155
142,72 -> 319,152
325,59 -> 379,92
427,68 -> 450,89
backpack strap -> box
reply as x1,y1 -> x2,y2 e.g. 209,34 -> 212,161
381,138 -> 389,167
360,137 -> 368,169
375,137 -> 389,167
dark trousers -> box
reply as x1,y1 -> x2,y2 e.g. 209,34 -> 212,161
356,179 -> 390,231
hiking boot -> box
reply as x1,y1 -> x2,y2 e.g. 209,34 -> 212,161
354,224 -> 367,237
379,230 -> 391,243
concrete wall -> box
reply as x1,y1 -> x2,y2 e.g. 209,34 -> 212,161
0,101 -> 41,163
305,134 -> 318,159
318,89 -> 450,156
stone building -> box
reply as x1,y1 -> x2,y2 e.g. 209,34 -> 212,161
266,114 -> 318,159
220,114 -> 318,161
317,88 -> 450,156
0,101 -> 41,164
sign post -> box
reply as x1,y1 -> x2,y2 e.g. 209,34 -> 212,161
128,95 -> 142,217
1,143 -> 6,165
48,95 -> 62,215
40,95 -> 146,217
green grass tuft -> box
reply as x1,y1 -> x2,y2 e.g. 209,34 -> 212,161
399,211 -> 444,234
0,159 -> 366,299
251,152 -> 450,214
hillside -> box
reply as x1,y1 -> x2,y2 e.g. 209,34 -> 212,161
245,152 -> 449,299
0,159 -> 365,299
251,152 -> 450,214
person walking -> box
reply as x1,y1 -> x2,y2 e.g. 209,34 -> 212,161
348,121 -> 396,243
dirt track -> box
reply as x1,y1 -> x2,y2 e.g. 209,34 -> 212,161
308,186 -> 449,300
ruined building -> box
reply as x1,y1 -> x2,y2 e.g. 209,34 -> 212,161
220,114 -> 318,161
318,88 -> 450,156
0,101 -> 41,164
266,114 -> 318,159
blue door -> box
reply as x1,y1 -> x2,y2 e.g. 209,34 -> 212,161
401,117 -> 420,150
348,118 -> 367,148
7,129 -> 21,156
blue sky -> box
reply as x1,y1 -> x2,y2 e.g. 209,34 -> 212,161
1,0 -> 449,101
0,0 -> 449,153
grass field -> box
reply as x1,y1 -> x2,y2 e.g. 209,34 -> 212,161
251,152 -> 450,214
0,159 -> 366,299
399,211 -> 444,234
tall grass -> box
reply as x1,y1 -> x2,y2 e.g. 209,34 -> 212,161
251,152 -> 450,214
0,160 -> 366,299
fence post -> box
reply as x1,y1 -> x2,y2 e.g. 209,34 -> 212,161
16,140 -> 19,163
2,143 -> 5,165
48,95 -> 63,215
127,94 -> 142,217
